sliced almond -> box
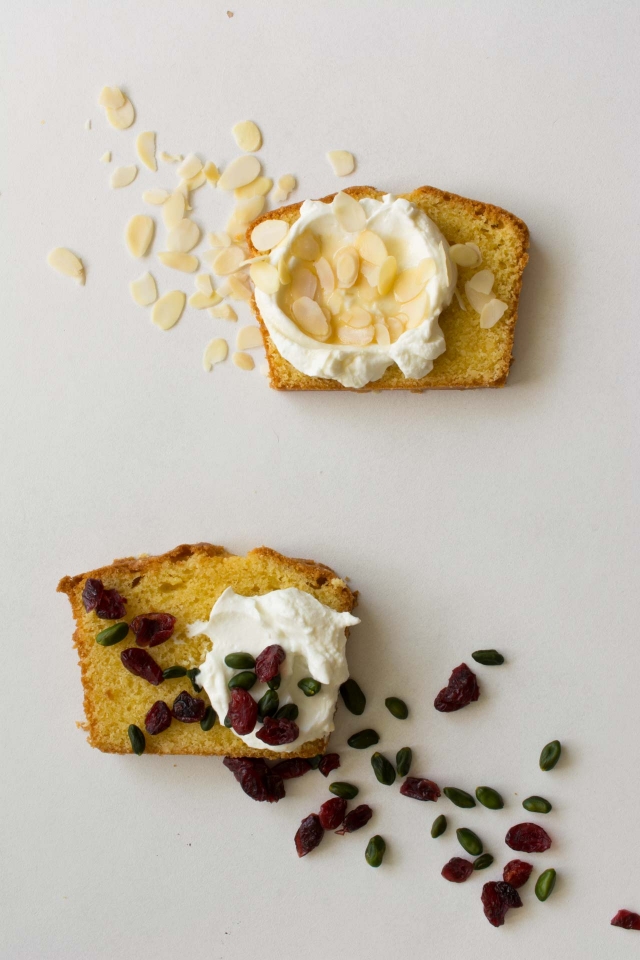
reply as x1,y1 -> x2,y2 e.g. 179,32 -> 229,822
236,325 -> 264,350
203,338 -> 228,371
227,274 -> 253,301
449,243 -> 481,268
136,131 -> 157,171
232,120 -> 262,152
98,86 -> 125,109
162,190 -> 186,229
151,290 -> 185,330
143,188 -> 170,205
418,257 -> 437,283
234,196 -> 265,224
125,215 -> 154,258
335,247 -> 359,288
211,245 -> 245,275
377,255 -> 397,295
46,247 -> 85,285
251,219 -> 289,251
232,351 -> 255,370
326,290 -> 343,315
464,281 -> 494,314
259,361 -> 270,377
338,324 -> 373,345
99,151 -> 111,163
315,257 -> 335,296
106,97 -> 135,130
291,231 -> 320,261
332,191 -> 366,232
110,165 -> 137,188
203,160 -> 220,185
250,261 -> 279,294
465,242 -> 482,265
208,231 -> 232,248
467,269 -> 495,295
189,290 -> 222,309
327,150 -> 355,177
183,170 -> 206,191
359,260 -> 380,288
454,288 -> 466,312
159,151 -> 183,163
217,155 -> 261,191
209,303 -> 237,321
129,272 -> 157,306
357,278 -> 377,303
374,322 -> 390,346
394,266 -> 425,303
480,298 -> 508,329
272,188 -> 287,204
167,219 -> 200,253
387,316 -> 405,342
402,289 -> 430,327
177,154 -> 202,180
235,176 -> 272,200
292,297 -> 330,338
157,251 -> 199,273
278,258 -> 291,285
278,174 -> 296,194
290,266 -> 317,301
195,273 -> 214,296
356,230 -> 387,265
345,305 -> 371,329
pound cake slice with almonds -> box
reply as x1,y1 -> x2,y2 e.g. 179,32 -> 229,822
58,544 -> 357,758
247,185 -> 529,391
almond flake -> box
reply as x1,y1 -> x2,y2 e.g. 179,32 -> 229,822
143,189 -> 170,205
272,188 -> 287,204
218,155 -> 261,191
110,165 -> 138,188
449,243 -> 480,268
278,258 -> 291,285
394,267 -> 426,303
129,272 -> 157,306
236,325 -> 264,350
467,269 -> 495,295
239,254 -> 269,268
47,247 -> 85,285
189,290 -> 222,309
162,191 -> 185,229
151,290 -> 186,330
98,86 -> 125,109
195,274 -> 214,296
315,257 -> 335,295
345,305 -> 371,329
464,281 -> 494,314
403,290 -> 430,328
327,150 -> 355,177
235,176 -> 272,200
224,215 -> 246,242
480,298 -> 508,329
374,322 -> 390,346
418,258 -> 437,283
326,290 -> 343,315
125,215 -> 154,258
208,231 -> 232,248
465,242 -> 482,265
292,297 -> 330,338
159,151 -> 183,163
359,261 -> 380,288
232,351 -> 255,370
291,267 -> 317,301
454,289 -> 466,311
335,247 -> 359,288
259,361 -> 270,377
99,151 -> 111,163
234,196 -> 265,224
338,324 -> 373,345
157,251 -> 199,272
211,245 -> 245,275
167,219 -> 200,253
203,161 -> 220,185
228,274 -> 253,301
136,131 -> 157,171
203,338 -> 228,371
251,219 -> 289,251
232,120 -> 262,153
177,154 -> 202,180
377,255 -> 397,295
356,277 -> 377,303
106,97 -> 135,130
278,174 -> 296,194
291,231 -> 320,261
332,191 -> 366,232
387,316 -> 405,342
183,170 -> 206,191
356,230 -> 387,265
209,303 -> 237,321
250,261 -> 279,294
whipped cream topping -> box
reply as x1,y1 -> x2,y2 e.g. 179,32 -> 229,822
189,588 -> 360,752
255,194 -> 457,388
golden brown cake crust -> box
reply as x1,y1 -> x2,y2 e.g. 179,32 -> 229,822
246,185 -> 529,391
58,544 -> 357,758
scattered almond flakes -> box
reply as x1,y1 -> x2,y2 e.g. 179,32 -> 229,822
278,174 -> 296,195
177,154 -> 203,181
100,151 -> 111,163
338,323 -> 373,345
136,131 -> 157,171
232,121 -> 262,153
227,274 -> 252,301
125,215 -> 154,258
47,247 -> 85,285
292,297 -> 330,338
315,257 -> 335,295
159,151 -> 183,163
211,245 -> 245,275
234,196 -> 265,224
98,86 -> 125,109
195,273 -> 214,296
158,251 -> 199,273
464,280 -> 494,314
374,322 -> 390,346
235,176 -> 272,200
278,258 -> 291,285
189,290 -> 222,309
129,272 -> 157,306
163,190 -> 186,229
217,155 -> 261,191
394,266 -> 426,303
232,351 -> 255,371
209,303 -> 237,321
377,255 -> 397,295
291,266 -> 317,301
151,290 -> 186,330
166,218 -> 200,253
251,219 -> 289,251
225,213 -> 247,242
387,316 -> 405,342
332,191 -> 366,232
467,269 -> 494,295
236,325 -> 264,350
327,150 -> 355,177
454,288 -> 467,312
449,243 -> 481,268
250,261 -> 279,294
143,188 -> 171,205
203,338 -> 228,371
182,169 -> 206,191
356,230 -> 387,265
110,165 -> 138,188
335,247 -> 359,288
480,299 -> 508,328
203,161 -> 220,185
345,305 -> 372,329
208,231 -> 232,248
466,242 -> 482,265
106,97 -> 135,130
291,231 -> 320,261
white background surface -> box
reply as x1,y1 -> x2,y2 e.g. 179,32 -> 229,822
1,1 -> 639,957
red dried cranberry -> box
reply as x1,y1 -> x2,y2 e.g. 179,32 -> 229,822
120,647 -> 164,685
172,690 -> 207,723
611,909 -> 640,930
319,797 -> 347,830
145,700 -> 172,734
295,813 -> 324,857
318,753 -> 341,777
223,757 -> 285,803
130,612 -> 176,647
255,644 -> 286,683
228,688 -> 258,735
434,662 -> 480,712
400,777 -> 441,801
505,822 -> 552,853
481,881 -> 523,927
503,859 -> 533,888
271,758 -> 312,780
442,857 -> 474,883
255,716 -> 299,745
82,578 -> 103,612
336,803 -> 373,834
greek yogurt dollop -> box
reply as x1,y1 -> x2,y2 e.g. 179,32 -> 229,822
189,588 -> 360,752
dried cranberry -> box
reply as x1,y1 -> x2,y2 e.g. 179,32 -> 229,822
503,859 -> 533,888
434,662 -> 480,712
120,647 -> 164,685
145,700 -> 172,734
336,803 -> 373,834
130,612 -> 176,647
505,822 -> 552,853
96,588 -> 127,619
442,857 -> 474,883
481,881 -> 523,927
611,909 -> 640,930
223,757 -> 285,803
319,797 -> 347,830
228,688 -> 258,735
255,716 -> 299,745
172,690 -> 207,722
400,777 -> 441,801
318,753 -> 341,777
255,644 -> 286,683
82,578 -> 103,612
271,758 -> 312,780
295,813 -> 324,857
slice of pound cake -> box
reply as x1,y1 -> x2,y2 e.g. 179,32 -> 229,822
246,185 -> 529,391
57,544 -> 358,758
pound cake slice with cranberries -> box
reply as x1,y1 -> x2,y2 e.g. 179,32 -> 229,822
58,543 -> 358,758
